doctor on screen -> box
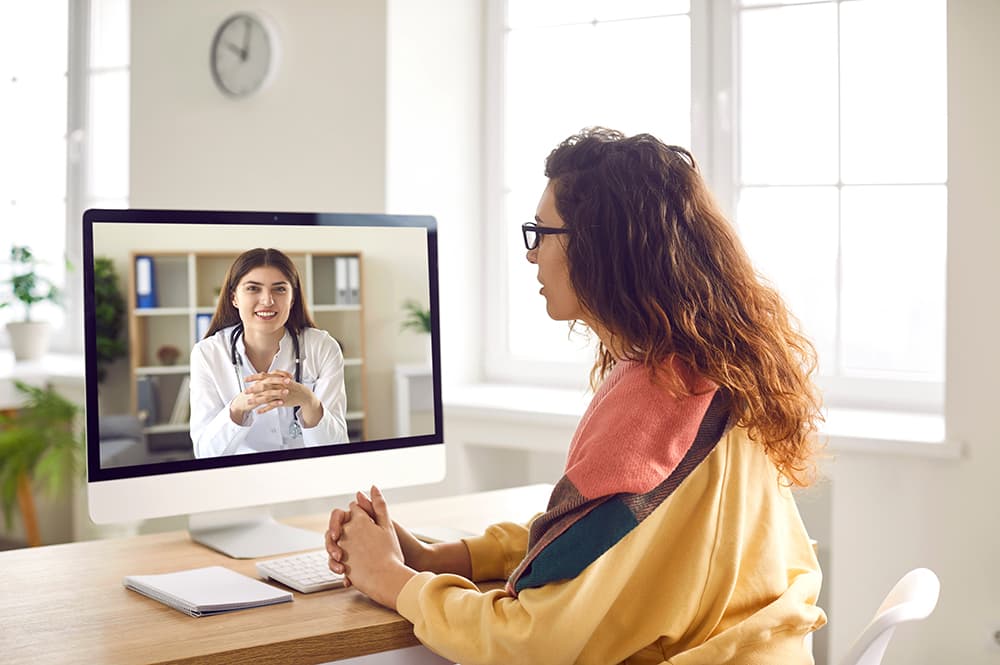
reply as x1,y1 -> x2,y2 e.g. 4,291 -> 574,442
189,248 -> 350,458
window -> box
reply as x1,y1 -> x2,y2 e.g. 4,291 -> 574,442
734,0 -> 946,410
0,4 -> 70,334
489,0 -> 946,411
0,0 -> 129,353
84,0 -> 130,211
488,0 -> 693,387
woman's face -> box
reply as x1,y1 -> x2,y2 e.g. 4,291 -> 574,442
527,181 -> 585,322
232,265 -> 294,336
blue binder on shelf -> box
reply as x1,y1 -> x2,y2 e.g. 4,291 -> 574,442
195,313 -> 212,342
135,255 -> 158,309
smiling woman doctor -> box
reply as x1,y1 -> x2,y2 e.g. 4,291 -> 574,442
189,248 -> 350,458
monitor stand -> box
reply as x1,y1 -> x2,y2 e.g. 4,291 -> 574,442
188,507 -> 324,559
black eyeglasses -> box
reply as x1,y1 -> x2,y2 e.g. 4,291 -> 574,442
522,222 -> 571,251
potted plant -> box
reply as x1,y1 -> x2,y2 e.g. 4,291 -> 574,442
400,299 -> 432,364
94,257 -> 128,382
0,381 -> 82,546
1,246 -> 62,361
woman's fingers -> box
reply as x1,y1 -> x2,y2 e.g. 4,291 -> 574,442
356,491 -> 375,518
326,509 -> 349,573
369,486 -> 392,528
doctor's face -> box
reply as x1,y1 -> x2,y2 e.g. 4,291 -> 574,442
232,266 -> 294,336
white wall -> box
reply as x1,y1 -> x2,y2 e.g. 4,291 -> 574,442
130,0 -> 387,213
384,0 -> 484,388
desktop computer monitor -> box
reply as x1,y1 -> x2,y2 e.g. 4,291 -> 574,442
82,209 -> 444,557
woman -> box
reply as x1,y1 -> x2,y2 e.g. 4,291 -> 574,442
325,129 -> 826,663
190,248 -> 349,457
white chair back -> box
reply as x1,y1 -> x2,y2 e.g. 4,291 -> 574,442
838,567 -> 940,665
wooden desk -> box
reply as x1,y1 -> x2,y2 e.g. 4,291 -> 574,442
0,484 -> 553,665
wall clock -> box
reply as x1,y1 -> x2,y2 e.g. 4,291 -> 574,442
210,13 -> 276,97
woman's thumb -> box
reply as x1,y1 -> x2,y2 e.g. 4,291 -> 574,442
370,485 -> 391,527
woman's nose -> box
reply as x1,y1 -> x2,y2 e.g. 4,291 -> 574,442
526,247 -> 538,264
260,291 -> 275,305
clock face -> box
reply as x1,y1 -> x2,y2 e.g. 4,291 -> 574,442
210,13 -> 274,97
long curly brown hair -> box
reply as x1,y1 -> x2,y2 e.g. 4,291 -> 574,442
545,127 -> 823,486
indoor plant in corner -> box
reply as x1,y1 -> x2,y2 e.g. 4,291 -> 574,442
93,256 -> 128,383
1,246 -> 62,361
0,380 -> 82,547
401,299 -> 432,365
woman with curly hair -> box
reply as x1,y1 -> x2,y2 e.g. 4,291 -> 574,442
326,128 -> 827,664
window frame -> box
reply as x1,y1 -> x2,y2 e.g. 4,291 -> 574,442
60,0 -> 91,355
483,0 -> 945,413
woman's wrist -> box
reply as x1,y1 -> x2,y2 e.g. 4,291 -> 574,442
408,540 -> 436,571
414,540 -> 473,578
435,540 -> 474,578
383,563 -> 418,611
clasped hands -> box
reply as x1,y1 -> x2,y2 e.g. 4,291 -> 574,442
229,370 -> 321,425
325,486 -> 421,609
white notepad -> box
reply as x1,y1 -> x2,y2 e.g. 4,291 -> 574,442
124,565 -> 293,617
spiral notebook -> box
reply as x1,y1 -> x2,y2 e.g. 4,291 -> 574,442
124,565 -> 293,617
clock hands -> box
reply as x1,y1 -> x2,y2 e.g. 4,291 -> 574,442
224,41 -> 245,61
241,16 -> 252,60
220,18 -> 252,62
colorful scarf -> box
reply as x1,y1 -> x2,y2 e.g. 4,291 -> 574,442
507,360 -> 732,595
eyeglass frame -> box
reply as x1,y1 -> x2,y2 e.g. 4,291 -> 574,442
522,221 -> 572,251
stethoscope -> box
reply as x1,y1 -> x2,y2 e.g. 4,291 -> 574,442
230,322 -> 303,439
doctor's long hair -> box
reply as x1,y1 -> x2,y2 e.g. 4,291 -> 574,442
203,248 -> 316,339
545,127 -> 823,487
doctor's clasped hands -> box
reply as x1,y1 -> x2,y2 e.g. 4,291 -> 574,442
229,369 -> 325,428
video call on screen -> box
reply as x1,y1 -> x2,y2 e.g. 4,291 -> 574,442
91,220 -> 435,470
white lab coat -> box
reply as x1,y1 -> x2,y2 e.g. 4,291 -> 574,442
189,325 -> 350,457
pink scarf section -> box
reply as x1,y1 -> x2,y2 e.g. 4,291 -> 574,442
564,359 -> 717,499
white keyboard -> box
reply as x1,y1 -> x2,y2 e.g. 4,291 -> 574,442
256,549 -> 344,594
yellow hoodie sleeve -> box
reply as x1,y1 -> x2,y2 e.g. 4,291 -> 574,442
462,520 -> 532,582
395,429 -> 826,665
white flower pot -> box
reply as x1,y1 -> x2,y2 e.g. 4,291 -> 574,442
6,321 -> 51,361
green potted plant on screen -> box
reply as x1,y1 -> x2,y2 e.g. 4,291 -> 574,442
400,299 -> 431,335
400,299 -> 432,365
93,257 -> 128,382
0,381 -> 83,546
0,246 -> 62,361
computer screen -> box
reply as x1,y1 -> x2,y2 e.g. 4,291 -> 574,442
82,209 -> 444,557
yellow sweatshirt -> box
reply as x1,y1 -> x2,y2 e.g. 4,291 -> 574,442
396,426 -> 826,664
